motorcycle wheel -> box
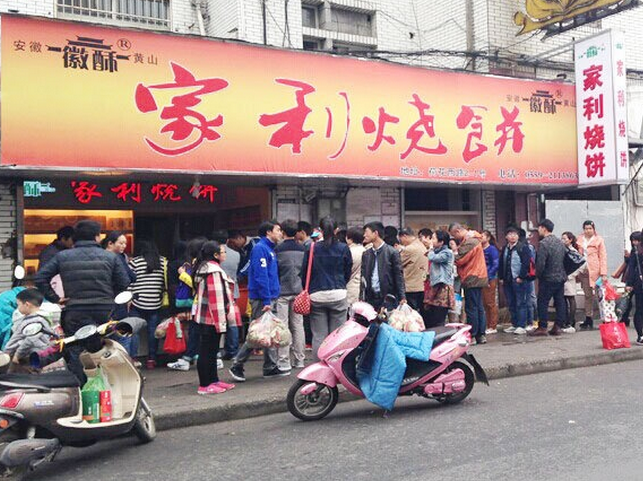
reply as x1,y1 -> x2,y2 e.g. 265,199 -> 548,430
435,361 -> 475,405
287,379 -> 338,421
132,398 -> 156,443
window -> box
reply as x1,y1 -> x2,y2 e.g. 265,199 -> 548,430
332,42 -> 375,54
57,0 -> 170,29
302,5 -> 319,28
330,8 -> 373,37
303,40 -> 321,51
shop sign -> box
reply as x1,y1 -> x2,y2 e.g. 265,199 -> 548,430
1,16 -> 578,185
23,181 -> 57,198
24,179 -> 219,208
71,181 -> 217,205
574,30 -> 629,186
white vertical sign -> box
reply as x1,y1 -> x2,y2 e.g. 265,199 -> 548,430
575,30 -> 628,186
611,31 -> 629,183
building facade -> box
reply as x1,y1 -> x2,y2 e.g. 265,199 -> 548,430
0,0 -> 640,285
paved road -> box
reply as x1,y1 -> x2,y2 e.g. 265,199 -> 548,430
27,361 -> 643,481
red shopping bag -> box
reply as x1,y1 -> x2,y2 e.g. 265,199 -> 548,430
603,281 -> 619,301
163,319 -> 187,355
599,322 -> 631,350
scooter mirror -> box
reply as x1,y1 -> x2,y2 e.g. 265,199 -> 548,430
74,325 -> 98,340
21,323 -> 43,337
114,291 -> 133,305
13,266 -> 25,280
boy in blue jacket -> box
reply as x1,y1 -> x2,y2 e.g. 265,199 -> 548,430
230,221 -> 284,381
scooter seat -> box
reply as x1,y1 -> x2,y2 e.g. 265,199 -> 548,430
425,326 -> 459,347
0,371 -> 80,389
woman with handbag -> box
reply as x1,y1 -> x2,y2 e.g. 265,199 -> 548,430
300,217 -> 352,361
424,230 -> 455,329
166,238 -> 205,372
128,240 -> 167,370
561,232 -> 586,332
193,240 -> 237,394
624,232 -> 643,345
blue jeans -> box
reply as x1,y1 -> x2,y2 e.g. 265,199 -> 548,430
464,287 -> 486,338
129,307 -> 160,361
527,281 -> 536,324
537,280 -> 566,329
182,321 -> 200,361
503,280 -> 529,328
224,325 -> 239,358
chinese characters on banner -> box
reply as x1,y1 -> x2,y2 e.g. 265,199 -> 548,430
71,181 -> 217,205
1,16 -> 579,185
574,30 -> 629,186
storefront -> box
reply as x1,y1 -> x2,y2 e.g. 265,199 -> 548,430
0,14 -> 580,269
21,178 -> 270,273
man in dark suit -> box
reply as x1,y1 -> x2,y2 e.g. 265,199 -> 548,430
360,221 -> 406,311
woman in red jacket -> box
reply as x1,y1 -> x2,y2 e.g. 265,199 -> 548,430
193,241 -> 237,395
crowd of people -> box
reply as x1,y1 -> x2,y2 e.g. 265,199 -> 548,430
26,214 -> 640,395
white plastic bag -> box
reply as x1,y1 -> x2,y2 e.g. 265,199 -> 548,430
247,312 -> 292,348
388,304 -> 425,332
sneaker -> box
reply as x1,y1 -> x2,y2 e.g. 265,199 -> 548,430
263,367 -> 291,379
470,337 -> 477,346
525,324 -> 537,332
305,344 -> 313,351
146,360 -> 156,370
579,322 -> 593,331
485,328 -> 498,335
217,359 -> 224,369
197,383 -> 227,395
293,362 -> 306,369
228,365 -> 246,382
561,326 -> 576,334
167,359 -> 190,371
214,381 -> 236,390
636,336 -> 643,346
504,326 -> 516,334
476,335 -> 487,345
528,327 -> 548,337
513,327 -> 527,335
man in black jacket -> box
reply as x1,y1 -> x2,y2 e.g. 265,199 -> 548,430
35,220 -> 132,382
37,225 -> 74,270
531,218 -> 567,337
360,221 -> 406,311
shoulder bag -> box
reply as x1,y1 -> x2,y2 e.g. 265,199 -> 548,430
293,243 -> 315,315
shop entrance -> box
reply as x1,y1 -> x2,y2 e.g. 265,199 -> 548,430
134,215 -> 177,258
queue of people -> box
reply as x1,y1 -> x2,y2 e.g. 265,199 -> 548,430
27,215 -> 634,396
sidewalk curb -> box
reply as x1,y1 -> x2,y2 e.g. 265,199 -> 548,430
154,349 -> 643,431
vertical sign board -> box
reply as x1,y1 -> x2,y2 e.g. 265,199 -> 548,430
575,30 -> 629,186
611,31 -> 629,183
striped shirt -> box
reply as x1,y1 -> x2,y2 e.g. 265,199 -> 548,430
129,256 -> 167,310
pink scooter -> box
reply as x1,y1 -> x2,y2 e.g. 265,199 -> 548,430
287,301 -> 489,421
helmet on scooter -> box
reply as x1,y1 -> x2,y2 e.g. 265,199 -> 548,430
349,302 -> 377,322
